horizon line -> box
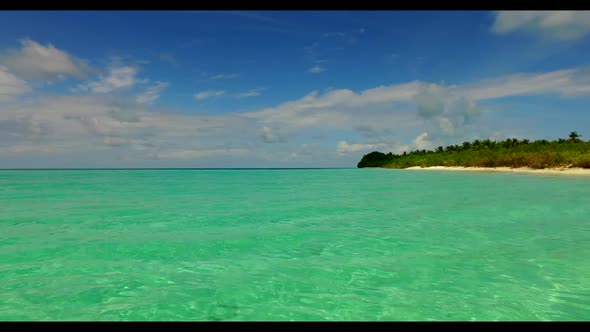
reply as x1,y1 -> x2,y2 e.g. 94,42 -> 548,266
0,167 -> 356,171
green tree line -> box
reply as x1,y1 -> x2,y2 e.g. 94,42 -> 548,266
357,132 -> 590,169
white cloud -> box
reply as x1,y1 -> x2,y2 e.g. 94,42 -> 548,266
153,148 -> 248,160
246,81 -> 422,133
251,66 -> 590,143
337,141 -> 381,155
3,64 -> 590,166
1,144 -> 56,155
415,84 -> 448,118
336,140 -> 406,156
458,67 -> 590,99
136,81 -> 169,104
257,81 -> 419,115
412,132 -> 432,150
236,88 -> 264,98
0,66 -> 32,102
0,95 -> 255,161
260,126 -> 285,143
77,65 -> 139,93
415,83 -> 479,139
0,39 -> 91,81
248,66 -> 590,152
308,66 -> 326,74
194,90 -> 226,100
492,11 -> 590,41
208,73 -> 239,80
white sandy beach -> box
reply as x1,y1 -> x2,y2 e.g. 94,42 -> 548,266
403,166 -> 590,176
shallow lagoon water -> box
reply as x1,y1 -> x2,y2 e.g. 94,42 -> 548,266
1,169 -> 589,321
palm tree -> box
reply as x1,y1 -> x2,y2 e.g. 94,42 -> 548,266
473,139 -> 481,149
569,131 -> 581,143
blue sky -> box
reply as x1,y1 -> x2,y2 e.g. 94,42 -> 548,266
1,11 -> 590,167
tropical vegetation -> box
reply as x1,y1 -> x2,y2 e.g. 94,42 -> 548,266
357,132 -> 590,169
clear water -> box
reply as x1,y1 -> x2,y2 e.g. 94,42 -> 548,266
1,169 -> 589,321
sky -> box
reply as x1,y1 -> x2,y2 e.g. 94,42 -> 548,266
1,10 -> 590,168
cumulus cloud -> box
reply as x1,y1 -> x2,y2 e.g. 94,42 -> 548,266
308,66 -> 326,74
337,136 -> 434,156
0,39 -> 91,81
77,65 -> 139,93
250,82 -> 419,118
415,83 -> 479,139
0,95 -> 256,161
260,126 -> 285,143
492,11 -> 590,41
408,66 -> 590,141
249,66 -> 590,126
194,90 -> 226,100
337,141 -> 382,155
245,81 -> 423,138
0,66 -> 32,102
136,81 -> 169,104
249,67 -> 590,154
412,132 -> 432,151
415,84 -> 448,118
3,64 -> 590,166
153,148 -> 248,160
336,140 -> 407,156
458,67 -> 590,99
1,144 -> 57,155
0,116 -> 50,143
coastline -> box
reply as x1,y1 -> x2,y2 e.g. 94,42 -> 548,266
402,166 -> 590,176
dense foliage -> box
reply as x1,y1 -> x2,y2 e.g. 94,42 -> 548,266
357,132 -> 590,169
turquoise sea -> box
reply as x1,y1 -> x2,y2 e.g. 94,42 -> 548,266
1,169 -> 589,321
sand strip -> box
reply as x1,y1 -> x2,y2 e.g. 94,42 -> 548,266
403,166 -> 590,176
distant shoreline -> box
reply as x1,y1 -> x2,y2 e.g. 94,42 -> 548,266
402,166 -> 590,176
357,135 -> 590,171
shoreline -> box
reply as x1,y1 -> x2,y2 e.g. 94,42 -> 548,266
401,166 -> 590,176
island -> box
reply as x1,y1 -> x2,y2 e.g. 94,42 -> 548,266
357,132 -> 590,172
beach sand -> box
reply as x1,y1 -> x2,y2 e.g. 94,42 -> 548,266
403,166 -> 590,176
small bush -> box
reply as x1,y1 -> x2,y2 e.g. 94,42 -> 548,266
574,159 -> 590,169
